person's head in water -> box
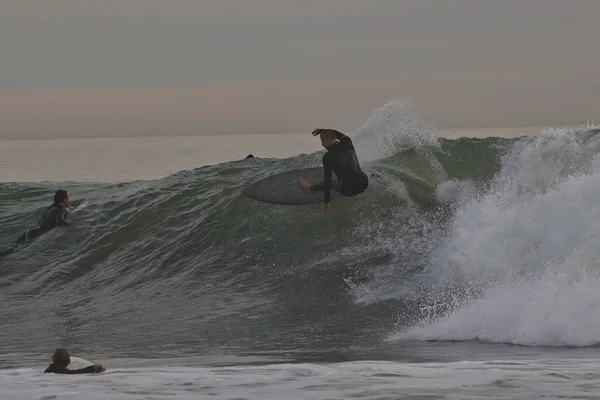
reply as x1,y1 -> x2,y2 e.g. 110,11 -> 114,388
319,130 -> 339,150
52,348 -> 71,367
54,190 -> 70,208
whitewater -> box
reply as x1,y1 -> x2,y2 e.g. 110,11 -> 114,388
2,99 -> 600,399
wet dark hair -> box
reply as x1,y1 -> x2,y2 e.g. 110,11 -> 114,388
52,348 -> 71,366
319,130 -> 337,140
53,190 -> 68,204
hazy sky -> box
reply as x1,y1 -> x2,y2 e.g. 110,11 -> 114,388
1,0 -> 599,138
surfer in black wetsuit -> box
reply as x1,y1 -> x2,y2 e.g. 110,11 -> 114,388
300,128 -> 368,214
0,190 -> 71,256
44,348 -> 105,374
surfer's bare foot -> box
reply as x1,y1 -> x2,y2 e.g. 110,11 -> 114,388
299,178 -> 312,192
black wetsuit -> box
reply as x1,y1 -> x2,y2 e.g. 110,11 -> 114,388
311,130 -> 369,203
16,203 -> 69,244
0,204 -> 69,256
44,363 -> 104,374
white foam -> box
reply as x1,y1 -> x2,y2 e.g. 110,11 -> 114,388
3,359 -> 600,400
435,179 -> 478,204
353,98 -> 440,164
332,101 -> 452,304
394,126 -> 600,346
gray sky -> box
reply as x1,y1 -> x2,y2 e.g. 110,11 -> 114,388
1,0 -> 599,138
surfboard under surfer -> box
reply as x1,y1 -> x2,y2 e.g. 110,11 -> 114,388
44,348 -> 105,374
300,128 -> 369,214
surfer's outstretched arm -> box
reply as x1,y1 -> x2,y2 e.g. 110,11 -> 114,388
330,130 -> 354,149
313,128 -> 346,139
332,129 -> 348,141
313,128 -> 354,150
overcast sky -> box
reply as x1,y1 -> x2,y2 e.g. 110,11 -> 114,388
1,0 -> 599,138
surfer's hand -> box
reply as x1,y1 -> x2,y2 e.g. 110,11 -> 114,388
312,128 -> 322,136
322,203 -> 330,214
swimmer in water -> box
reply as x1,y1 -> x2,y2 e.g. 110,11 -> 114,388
44,348 -> 105,374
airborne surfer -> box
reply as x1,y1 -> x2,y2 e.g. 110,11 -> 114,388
300,128 -> 369,214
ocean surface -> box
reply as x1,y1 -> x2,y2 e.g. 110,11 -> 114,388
2,100 -> 600,399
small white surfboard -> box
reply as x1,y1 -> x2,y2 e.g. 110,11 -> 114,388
69,356 -> 95,369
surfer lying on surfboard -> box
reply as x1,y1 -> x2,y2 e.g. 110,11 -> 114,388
44,348 -> 105,374
300,128 -> 369,214
0,190 -> 71,257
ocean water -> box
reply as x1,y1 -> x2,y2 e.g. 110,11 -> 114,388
2,100 -> 600,399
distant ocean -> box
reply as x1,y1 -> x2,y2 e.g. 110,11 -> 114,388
2,100 -> 600,399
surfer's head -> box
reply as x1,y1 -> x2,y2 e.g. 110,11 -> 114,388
52,348 -> 71,366
54,190 -> 70,207
319,131 -> 338,150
